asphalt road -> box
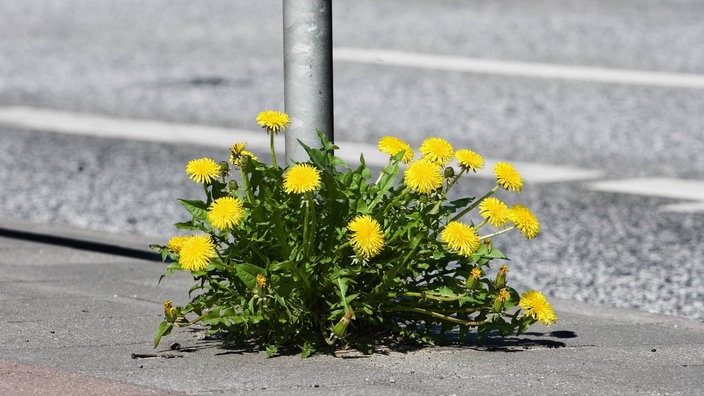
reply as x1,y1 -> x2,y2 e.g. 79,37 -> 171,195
1,0 -> 703,322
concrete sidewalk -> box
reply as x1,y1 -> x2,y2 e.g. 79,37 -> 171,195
1,218 -> 703,395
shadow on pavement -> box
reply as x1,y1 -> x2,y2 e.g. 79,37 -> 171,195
0,226 -> 162,262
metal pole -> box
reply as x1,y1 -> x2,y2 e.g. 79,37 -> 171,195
283,0 -> 334,164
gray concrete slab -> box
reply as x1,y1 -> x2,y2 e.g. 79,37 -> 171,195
1,219 -> 703,395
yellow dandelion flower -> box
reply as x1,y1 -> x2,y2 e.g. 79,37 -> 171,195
419,137 -> 454,166
186,158 -> 220,184
440,221 -> 480,257
256,110 -> 290,134
455,149 -> 484,172
230,143 -> 246,156
509,204 -> 540,239
478,197 -> 510,228
496,288 -> 511,303
207,196 -> 245,230
404,159 -> 444,194
230,151 -> 258,167
167,235 -> 189,253
163,300 -> 177,322
519,290 -> 557,326
283,163 -> 321,194
496,264 -> 509,288
256,274 -> 267,289
178,235 -> 216,272
470,267 -> 482,280
494,162 -> 523,192
378,136 -> 414,163
467,267 -> 483,289
347,215 -> 384,259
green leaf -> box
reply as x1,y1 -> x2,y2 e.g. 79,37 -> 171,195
503,287 -> 520,309
376,163 -> 399,192
149,244 -> 171,262
203,308 -> 230,326
336,277 -> 349,297
483,244 -> 508,260
434,286 -> 459,298
153,321 -> 173,348
516,315 -> 534,335
271,275 -> 297,297
357,154 -> 369,174
178,199 -> 209,221
448,197 -> 475,211
266,345 -> 279,358
236,263 -> 266,290
210,180 -> 229,200
459,294 -> 485,307
158,261 -> 183,284
336,277 -> 352,311
173,221 -> 201,231
317,130 -> 339,151
345,293 -> 359,306
300,342 -> 316,358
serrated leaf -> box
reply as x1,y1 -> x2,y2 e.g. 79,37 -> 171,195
178,199 -> 209,221
434,286 -> 458,298
173,221 -> 201,231
448,197 -> 475,210
236,263 -> 266,290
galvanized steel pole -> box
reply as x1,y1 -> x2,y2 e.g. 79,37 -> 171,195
283,0 -> 334,164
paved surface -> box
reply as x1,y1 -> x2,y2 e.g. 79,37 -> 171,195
1,218 -> 703,395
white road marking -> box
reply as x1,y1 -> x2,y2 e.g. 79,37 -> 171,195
590,178 -> 704,212
0,106 -> 275,150
334,47 -> 704,89
0,106 -> 602,183
477,159 -> 604,184
660,202 -> 704,213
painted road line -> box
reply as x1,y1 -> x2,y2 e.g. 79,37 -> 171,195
0,106 -> 603,183
590,178 -> 704,212
334,48 -> 704,89
660,202 -> 704,213
335,148 -> 604,183
478,158 -> 603,184
0,106 -> 275,151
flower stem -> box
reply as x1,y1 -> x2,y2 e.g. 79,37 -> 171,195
475,219 -> 489,230
389,291 -> 463,302
381,306 -> 489,326
479,226 -> 515,240
450,185 -> 499,223
239,167 -> 254,203
303,191 -> 317,258
269,131 -> 278,168
443,168 -> 466,195
202,184 -> 212,204
374,159 -> 392,185
302,194 -> 310,254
